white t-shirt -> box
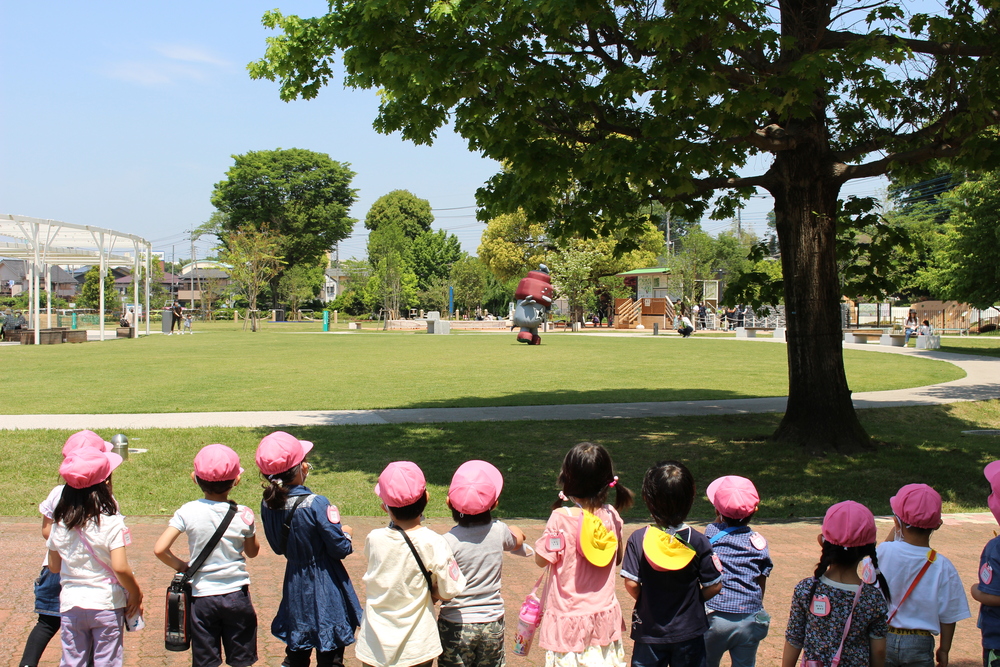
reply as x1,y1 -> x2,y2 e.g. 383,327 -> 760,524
47,514 -> 130,612
168,499 -> 256,597
356,525 -> 467,667
876,540 -> 970,633
440,521 -> 518,623
39,485 -> 64,567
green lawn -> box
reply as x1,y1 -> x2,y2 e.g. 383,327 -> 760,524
2,323 -> 965,414
4,399 -> 998,519
940,336 -> 1000,358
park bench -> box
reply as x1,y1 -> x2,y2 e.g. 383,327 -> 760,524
843,329 -> 884,344
63,330 -> 87,343
915,334 -> 942,350
116,327 -> 136,338
20,328 -> 67,345
735,326 -> 787,341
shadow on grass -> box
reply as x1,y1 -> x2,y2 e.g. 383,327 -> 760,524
239,400 -> 1000,522
390,387 -> 768,410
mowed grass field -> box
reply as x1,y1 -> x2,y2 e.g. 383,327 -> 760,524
3,400 -> 998,519
2,323 -> 967,414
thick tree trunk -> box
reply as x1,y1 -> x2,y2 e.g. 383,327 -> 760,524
770,143 -> 872,453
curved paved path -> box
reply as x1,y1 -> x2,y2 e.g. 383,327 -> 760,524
3,340 -> 998,430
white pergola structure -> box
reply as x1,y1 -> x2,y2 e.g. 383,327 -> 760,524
0,214 -> 152,343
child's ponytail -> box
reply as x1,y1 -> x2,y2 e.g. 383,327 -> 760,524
552,442 -> 634,511
862,542 -> 892,603
610,477 -> 635,512
262,465 -> 299,511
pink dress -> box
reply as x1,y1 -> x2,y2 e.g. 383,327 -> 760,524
534,506 -> 625,654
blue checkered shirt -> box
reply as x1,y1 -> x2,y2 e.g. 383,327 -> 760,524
704,523 -> 773,614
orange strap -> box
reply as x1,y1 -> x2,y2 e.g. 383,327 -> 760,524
887,549 -> 936,625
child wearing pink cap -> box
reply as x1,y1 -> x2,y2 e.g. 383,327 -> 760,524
356,461 -> 467,667
972,461 -> 1000,667
876,483 -> 969,667
536,443 -> 634,667
154,444 -> 261,667
703,476 -> 773,667
255,431 -> 362,667
19,430 -> 116,667
782,501 -> 889,667
46,446 -> 143,667
438,460 -> 527,667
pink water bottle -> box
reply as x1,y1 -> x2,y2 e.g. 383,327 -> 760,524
513,594 -> 542,656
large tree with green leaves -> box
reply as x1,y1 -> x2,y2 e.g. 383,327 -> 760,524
365,190 -> 434,239
77,266 -> 120,314
251,2 -> 1000,452
211,148 -> 357,306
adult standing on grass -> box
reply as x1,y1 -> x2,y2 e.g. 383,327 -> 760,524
171,302 -> 183,335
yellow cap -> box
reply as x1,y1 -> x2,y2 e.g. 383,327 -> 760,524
578,510 -> 618,567
642,525 -> 696,571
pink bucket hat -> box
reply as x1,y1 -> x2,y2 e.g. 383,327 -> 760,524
890,483 -> 942,530
375,461 -> 426,507
822,500 -> 876,548
255,431 -> 313,476
194,444 -> 244,482
449,460 -> 504,515
62,430 -> 113,458
984,461 -> 1000,524
60,447 -> 123,489
706,476 -> 760,520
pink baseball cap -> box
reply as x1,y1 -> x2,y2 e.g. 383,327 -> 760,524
62,430 -> 113,458
890,483 -> 942,530
194,444 -> 244,482
255,431 -> 313,476
984,461 -> 1000,524
449,460 -> 504,515
822,500 -> 876,548
60,447 -> 123,489
375,461 -> 426,507
706,476 -> 760,520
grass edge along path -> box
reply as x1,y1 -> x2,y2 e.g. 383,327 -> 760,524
3,399 -> 998,520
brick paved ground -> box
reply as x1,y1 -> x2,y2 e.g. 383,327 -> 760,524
1,514 -> 988,667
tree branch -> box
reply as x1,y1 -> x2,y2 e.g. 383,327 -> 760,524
739,124 -> 799,151
687,173 -> 774,197
820,29 -> 992,57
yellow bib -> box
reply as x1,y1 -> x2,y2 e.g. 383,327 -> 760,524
642,525 -> 696,571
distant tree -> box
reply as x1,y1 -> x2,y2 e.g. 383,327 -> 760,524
549,242 -> 600,324
416,274 -> 451,314
449,257 -> 489,318
279,262 -> 325,319
666,227 -> 717,305
411,229 -> 464,290
77,266 -> 120,314
218,227 -> 284,332
365,222 -> 418,322
364,190 -> 434,239
478,210 -> 549,281
211,148 -> 357,306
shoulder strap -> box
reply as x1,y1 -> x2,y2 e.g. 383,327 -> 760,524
830,583 -> 865,667
709,525 -> 745,544
75,526 -> 120,584
393,524 -> 434,594
182,501 -> 237,585
279,494 -> 309,554
886,549 -> 937,625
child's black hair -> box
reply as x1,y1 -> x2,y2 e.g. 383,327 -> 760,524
262,464 -> 301,511
196,476 -> 236,496
808,540 -> 891,603
389,492 -> 429,521
452,507 -> 492,527
642,460 -> 694,528
720,513 -> 754,527
52,477 -> 117,530
552,442 -> 634,512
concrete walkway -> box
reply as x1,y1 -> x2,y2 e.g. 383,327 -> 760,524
3,341 -> 998,430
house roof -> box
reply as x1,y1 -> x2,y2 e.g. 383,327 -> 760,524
615,267 -> 671,276
0,259 -> 76,283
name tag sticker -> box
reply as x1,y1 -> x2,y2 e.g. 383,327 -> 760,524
860,556 -> 877,584
810,594 -> 831,617
712,554 -> 723,572
750,532 -> 767,550
982,563 -> 994,585
449,558 -> 461,581
122,527 -> 132,546
327,505 -> 341,524
240,507 -> 255,526
548,535 -> 564,552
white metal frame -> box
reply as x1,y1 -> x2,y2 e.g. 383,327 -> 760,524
0,214 -> 151,343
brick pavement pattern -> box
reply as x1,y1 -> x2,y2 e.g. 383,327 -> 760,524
1,514 -> 988,667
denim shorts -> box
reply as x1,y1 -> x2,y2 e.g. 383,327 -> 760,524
33,566 -> 61,616
885,631 -> 934,667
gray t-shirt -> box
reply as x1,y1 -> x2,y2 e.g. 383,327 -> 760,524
168,499 -> 256,597
440,520 -> 518,623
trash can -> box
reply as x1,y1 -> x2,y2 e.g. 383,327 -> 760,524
110,434 -> 129,461
162,308 -> 174,334
273,309 -> 286,322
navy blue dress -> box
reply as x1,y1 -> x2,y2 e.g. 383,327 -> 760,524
261,486 -> 362,651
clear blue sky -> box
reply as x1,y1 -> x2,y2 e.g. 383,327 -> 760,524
1,1 -> 902,262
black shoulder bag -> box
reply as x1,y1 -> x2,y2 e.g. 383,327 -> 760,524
392,524 -> 434,596
279,494 -> 309,553
165,501 -> 238,652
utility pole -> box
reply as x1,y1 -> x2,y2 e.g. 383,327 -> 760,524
171,245 -> 176,304
736,209 -> 742,239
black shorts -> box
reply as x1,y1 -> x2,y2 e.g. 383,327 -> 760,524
189,587 -> 258,667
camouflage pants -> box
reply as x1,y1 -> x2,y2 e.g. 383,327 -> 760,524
437,617 -> 506,667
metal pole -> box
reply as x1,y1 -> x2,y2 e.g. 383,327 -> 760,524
132,241 -> 140,334
45,265 -> 52,326
144,244 -> 151,336
99,232 -> 106,342
32,222 -> 40,343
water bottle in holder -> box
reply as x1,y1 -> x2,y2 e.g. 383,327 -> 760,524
513,593 -> 542,656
